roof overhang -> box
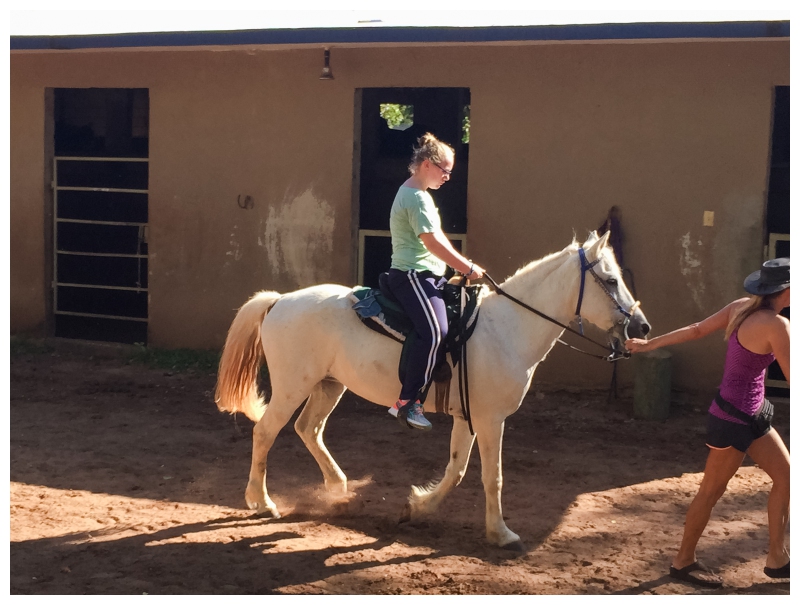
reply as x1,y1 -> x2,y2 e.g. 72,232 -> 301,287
10,20 -> 789,52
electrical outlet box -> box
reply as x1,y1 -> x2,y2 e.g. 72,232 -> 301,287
703,211 -> 715,227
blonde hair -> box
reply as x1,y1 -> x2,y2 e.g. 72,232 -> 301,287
724,291 -> 784,340
408,132 -> 454,175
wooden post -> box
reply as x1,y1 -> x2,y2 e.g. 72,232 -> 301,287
633,349 -> 672,420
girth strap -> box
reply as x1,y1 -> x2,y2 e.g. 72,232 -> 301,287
456,280 -> 475,435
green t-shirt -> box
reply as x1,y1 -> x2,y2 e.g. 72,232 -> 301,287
389,186 -> 447,274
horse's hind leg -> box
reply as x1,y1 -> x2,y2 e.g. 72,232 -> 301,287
294,379 -> 348,494
406,415 -> 476,519
245,388 -> 311,517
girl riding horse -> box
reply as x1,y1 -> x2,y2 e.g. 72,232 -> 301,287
385,132 -> 485,431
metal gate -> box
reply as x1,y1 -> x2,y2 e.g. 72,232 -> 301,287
52,155 -> 149,343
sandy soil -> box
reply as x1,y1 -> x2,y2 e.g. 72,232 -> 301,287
10,340 -> 790,595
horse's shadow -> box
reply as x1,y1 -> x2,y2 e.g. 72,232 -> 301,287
10,514 -> 432,594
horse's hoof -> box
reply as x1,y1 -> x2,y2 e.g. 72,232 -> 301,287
250,506 -> 281,519
501,540 -> 527,553
398,502 -> 412,524
246,499 -> 281,519
252,508 -> 280,519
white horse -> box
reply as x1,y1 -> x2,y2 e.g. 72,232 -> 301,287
215,231 -> 650,550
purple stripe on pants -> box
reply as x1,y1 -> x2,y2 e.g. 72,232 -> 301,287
386,269 -> 449,401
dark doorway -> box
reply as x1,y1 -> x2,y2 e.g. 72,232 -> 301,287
355,87 -> 470,287
765,86 -> 789,394
52,88 -> 149,344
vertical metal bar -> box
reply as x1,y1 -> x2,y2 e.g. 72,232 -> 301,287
53,157 -> 58,315
136,225 -> 144,292
357,230 -> 366,286
351,88 -> 363,285
43,88 -> 56,336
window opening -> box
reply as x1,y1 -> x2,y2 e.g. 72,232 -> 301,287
356,88 -> 470,288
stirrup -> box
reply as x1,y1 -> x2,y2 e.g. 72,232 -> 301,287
399,401 -> 432,431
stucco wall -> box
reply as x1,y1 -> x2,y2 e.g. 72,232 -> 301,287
10,79 -> 47,334
463,41 -> 788,391
9,39 -> 788,392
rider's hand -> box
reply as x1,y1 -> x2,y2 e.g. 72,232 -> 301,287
467,264 -> 485,280
624,338 -> 650,353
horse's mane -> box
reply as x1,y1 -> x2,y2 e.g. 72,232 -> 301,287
501,238 -> 580,289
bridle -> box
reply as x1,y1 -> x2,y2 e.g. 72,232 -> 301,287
483,247 -> 640,363
575,247 -> 640,349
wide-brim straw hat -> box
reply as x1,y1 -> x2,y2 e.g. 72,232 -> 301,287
743,257 -> 790,296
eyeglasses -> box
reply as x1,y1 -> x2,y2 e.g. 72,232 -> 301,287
431,162 -> 452,176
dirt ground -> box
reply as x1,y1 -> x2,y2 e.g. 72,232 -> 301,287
9,339 -> 790,595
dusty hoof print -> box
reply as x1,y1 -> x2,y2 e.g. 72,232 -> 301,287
349,498 -> 366,513
502,540 -> 527,554
332,498 -> 364,516
398,502 -> 412,524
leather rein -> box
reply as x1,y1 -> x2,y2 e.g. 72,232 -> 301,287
483,247 -> 637,363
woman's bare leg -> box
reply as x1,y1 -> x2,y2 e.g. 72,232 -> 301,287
672,446 -> 744,569
747,429 -> 791,570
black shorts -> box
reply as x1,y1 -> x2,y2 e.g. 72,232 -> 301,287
706,412 -> 772,453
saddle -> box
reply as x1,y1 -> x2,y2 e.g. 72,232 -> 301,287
349,273 -> 486,410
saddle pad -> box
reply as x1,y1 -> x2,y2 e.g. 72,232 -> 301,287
349,287 -> 410,342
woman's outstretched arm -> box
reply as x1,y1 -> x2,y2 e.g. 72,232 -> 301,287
625,297 -> 749,353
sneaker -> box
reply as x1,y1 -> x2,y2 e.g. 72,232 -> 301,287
399,401 -> 432,431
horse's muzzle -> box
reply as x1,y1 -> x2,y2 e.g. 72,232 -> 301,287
626,311 -> 651,339
607,309 -> 649,357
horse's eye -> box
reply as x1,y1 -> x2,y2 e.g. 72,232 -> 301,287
606,278 -> 618,286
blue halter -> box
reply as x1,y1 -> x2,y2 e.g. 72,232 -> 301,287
575,247 -> 633,337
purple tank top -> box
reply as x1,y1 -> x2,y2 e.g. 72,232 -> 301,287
709,329 -> 775,424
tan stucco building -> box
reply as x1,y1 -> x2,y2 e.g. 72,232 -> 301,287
10,21 -> 790,393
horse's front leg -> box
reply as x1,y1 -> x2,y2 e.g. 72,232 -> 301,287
476,418 -> 523,550
293,379 -> 348,494
405,415 -> 476,519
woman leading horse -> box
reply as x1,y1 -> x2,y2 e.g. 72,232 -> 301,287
626,258 -> 790,587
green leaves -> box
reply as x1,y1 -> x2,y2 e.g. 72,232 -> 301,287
380,103 -> 414,130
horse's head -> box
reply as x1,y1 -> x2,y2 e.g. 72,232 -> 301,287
575,231 -> 650,357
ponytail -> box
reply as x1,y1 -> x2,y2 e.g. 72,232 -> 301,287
408,132 -> 454,175
724,290 -> 785,340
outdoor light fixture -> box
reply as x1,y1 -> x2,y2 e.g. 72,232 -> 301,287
319,47 -> 334,80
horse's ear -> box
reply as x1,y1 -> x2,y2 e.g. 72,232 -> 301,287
586,230 -> 611,260
583,230 -> 599,247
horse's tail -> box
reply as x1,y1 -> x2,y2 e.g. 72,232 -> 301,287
215,290 -> 282,423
